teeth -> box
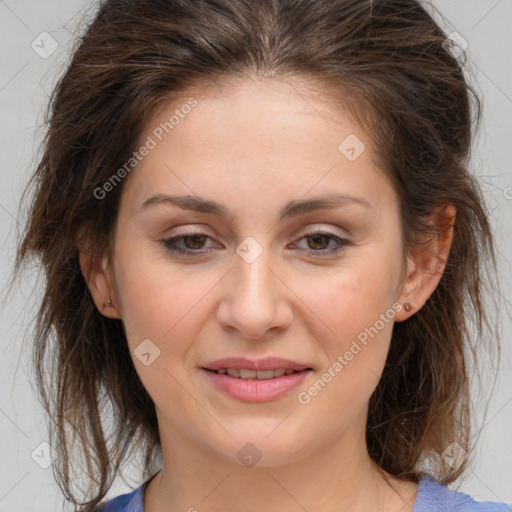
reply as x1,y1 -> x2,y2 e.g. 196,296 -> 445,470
216,368 -> 300,379
239,369 -> 257,378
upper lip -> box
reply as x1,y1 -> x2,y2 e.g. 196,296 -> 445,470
202,357 -> 312,372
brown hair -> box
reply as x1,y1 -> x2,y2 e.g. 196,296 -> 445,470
11,0 -> 502,510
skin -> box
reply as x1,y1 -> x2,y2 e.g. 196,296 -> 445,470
80,76 -> 455,512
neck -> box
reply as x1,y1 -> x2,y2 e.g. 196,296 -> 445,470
144,407 -> 418,512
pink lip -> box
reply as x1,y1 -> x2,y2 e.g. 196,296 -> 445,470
201,367 -> 312,402
202,356 -> 312,372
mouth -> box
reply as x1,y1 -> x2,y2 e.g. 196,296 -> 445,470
200,357 -> 314,401
202,367 -> 312,380
200,366 -> 313,402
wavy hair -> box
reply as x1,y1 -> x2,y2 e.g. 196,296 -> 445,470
11,0 -> 502,510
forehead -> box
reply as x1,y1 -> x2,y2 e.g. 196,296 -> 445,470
146,76 -> 360,147
120,76 -> 395,219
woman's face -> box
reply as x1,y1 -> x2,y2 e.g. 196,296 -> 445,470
103,77 -> 412,466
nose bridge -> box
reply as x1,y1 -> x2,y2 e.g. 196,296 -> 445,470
218,236 -> 291,338
236,240 -> 274,302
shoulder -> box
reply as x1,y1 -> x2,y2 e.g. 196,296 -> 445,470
414,474 -> 512,512
94,485 -> 143,512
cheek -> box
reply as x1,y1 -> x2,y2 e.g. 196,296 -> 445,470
295,255 -> 400,400
303,259 -> 399,341
113,250 -> 213,351
113,256 -> 216,402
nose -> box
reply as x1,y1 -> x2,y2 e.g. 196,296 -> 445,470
216,241 -> 293,339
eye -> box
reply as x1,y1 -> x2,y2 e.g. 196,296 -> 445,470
160,232 -> 216,255
160,229 -> 353,257
292,230 -> 353,257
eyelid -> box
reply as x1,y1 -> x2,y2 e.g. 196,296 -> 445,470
297,223 -> 348,237
164,224 -> 213,235
162,223 -> 347,243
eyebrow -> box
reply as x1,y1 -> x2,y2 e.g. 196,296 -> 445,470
140,192 -> 373,222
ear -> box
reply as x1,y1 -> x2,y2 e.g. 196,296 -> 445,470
77,228 -> 121,320
395,204 -> 456,322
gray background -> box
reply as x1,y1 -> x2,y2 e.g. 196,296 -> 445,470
0,1 -> 510,510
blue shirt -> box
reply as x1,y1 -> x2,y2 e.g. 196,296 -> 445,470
98,473 -> 512,511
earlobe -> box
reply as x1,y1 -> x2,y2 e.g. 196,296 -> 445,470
395,204 -> 456,322
78,243 -> 121,319
394,253 -> 418,321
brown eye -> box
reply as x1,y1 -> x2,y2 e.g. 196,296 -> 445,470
182,234 -> 208,249
293,231 -> 353,257
306,233 -> 332,250
161,232 -> 216,255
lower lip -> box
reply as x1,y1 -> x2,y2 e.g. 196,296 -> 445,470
201,368 -> 312,402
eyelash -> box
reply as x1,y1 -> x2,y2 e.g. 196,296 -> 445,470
160,230 -> 353,257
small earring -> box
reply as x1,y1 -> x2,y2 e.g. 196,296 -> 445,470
104,298 -> 112,308
404,302 -> 412,312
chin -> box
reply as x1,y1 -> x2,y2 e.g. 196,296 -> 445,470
206,424 -> 313,468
